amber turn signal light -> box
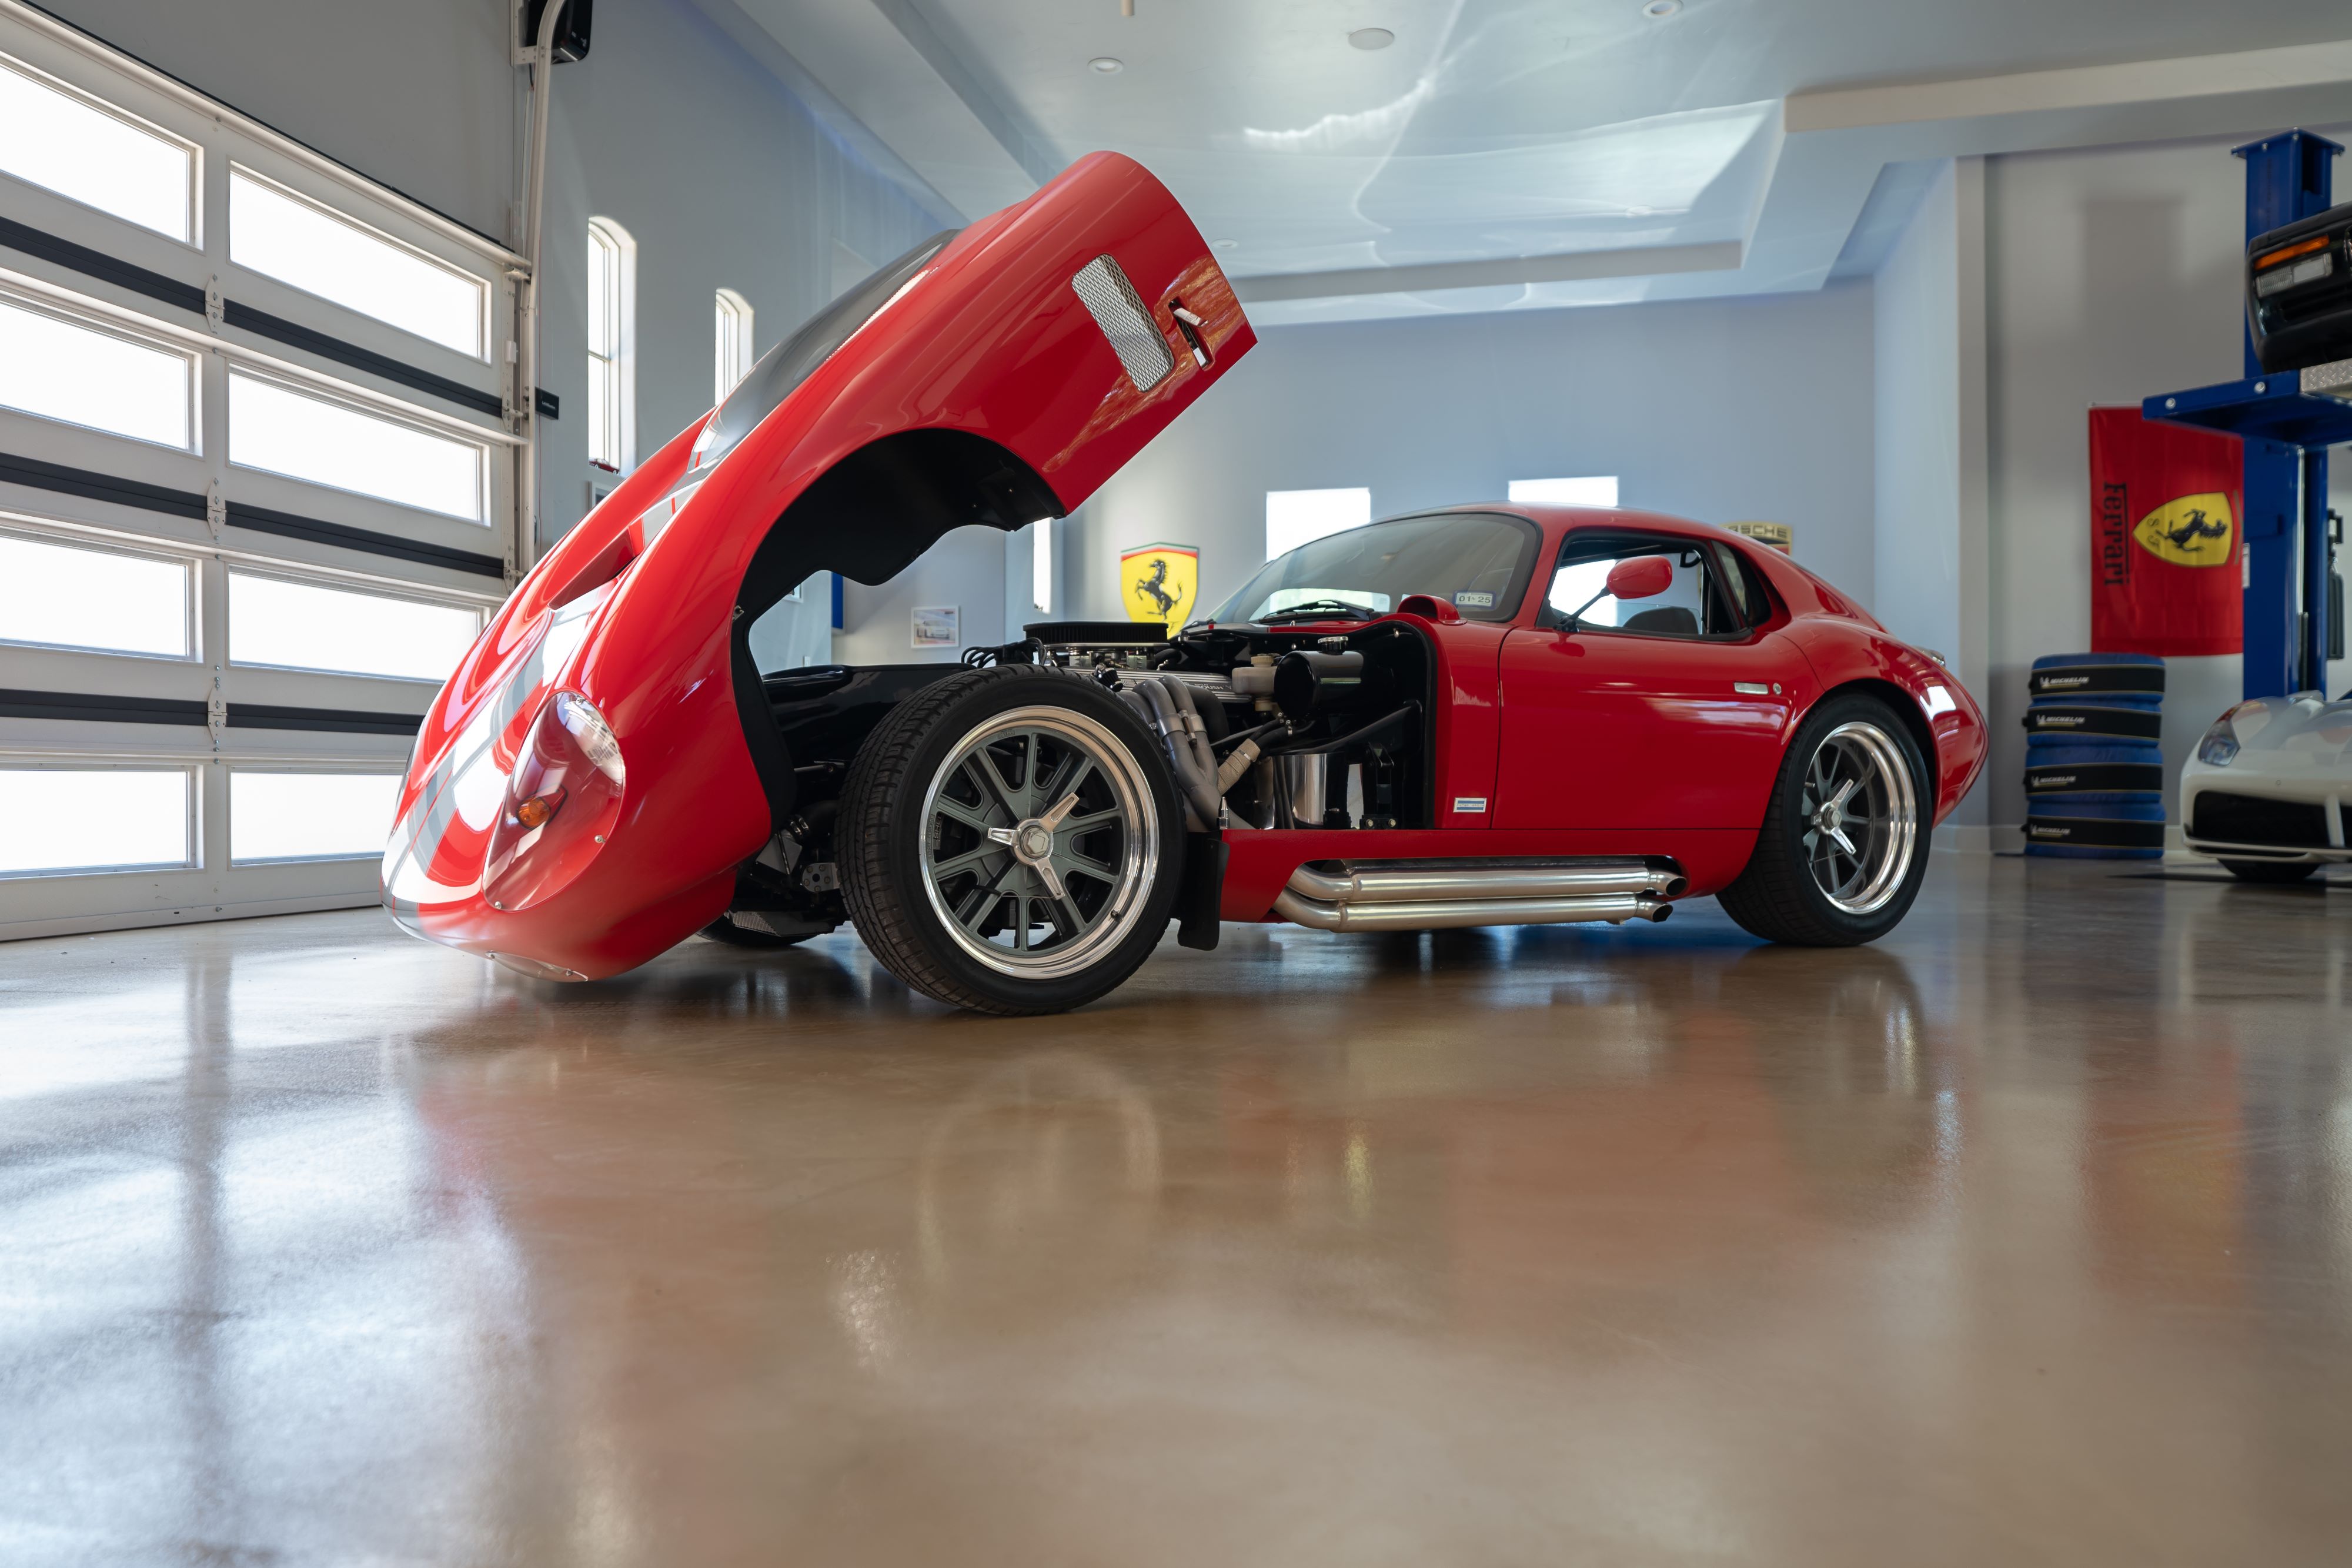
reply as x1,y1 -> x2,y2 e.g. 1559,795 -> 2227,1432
512,791 -> 563,830
2254,233 -> 2330,270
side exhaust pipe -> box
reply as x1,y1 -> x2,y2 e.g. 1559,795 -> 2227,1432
1273,856 -> 1683,933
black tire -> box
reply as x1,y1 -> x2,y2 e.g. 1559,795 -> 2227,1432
1717,692 -> 1932,947
838,666 -> 1185,1015
699,916 -> 811,949
2220,858 -> 2317,884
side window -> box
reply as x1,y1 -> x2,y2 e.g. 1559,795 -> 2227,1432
1708,542 -> 1776,628
1545,537 -> 1745,638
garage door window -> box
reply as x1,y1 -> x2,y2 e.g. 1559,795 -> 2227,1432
0,768 -> 195,877
228,372 -> 486,521
0,531 -> 192,658
229,771 -> 402,863
0,50 -> 195,241
0,294 -> 196,448
0,8 -> 516,937
228,571 -> 480,682
229,166 -> 486,358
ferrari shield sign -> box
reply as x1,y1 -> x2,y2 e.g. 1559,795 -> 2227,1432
2088,408 -> 2242,656
1121,542 -> 1198,627
2130,492 -> 2234,567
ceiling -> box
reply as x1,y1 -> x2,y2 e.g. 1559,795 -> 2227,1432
717,0 -> 2352,323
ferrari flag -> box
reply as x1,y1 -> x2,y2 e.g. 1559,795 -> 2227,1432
2088,407 -> 2242,657
1121,541 -> 1198,627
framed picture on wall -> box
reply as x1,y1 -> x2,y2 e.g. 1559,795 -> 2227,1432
911,606 -> 960,648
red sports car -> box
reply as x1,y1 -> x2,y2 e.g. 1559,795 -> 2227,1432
382,152 -> 1986,1014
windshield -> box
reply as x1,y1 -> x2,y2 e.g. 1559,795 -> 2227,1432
1211,512 -> 1542,625
687,229 -> 961,476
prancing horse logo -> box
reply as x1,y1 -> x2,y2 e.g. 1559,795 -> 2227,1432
2132,492 -> 2235,567
1133,557 -> 1176,616
2164,509 -> 2228,551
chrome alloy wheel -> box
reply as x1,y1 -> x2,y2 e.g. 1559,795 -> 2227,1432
917,706 -> 1160,979
1801,720 -> 1919,915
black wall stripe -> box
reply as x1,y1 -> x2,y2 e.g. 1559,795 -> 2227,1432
0,449 -> 208,519
228,703 -> 422,735
223,500 -> 506,578
0,689 -> 422,735
0,214 -> 206,314
0,449 -> 506,579
0,688 -> 206,726
220,300 -> 503,417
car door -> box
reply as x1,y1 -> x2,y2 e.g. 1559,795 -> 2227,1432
1495,533 -> 1814,830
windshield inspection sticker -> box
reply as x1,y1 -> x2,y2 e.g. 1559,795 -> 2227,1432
1454,590 -> 1495,608
1452,797 -> 1488,813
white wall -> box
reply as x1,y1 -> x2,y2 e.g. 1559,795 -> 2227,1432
1982,131 -> 2352,833
833,526 -> 1005,664
1872,159 -> 1992,831
1064,283 -> 1879,627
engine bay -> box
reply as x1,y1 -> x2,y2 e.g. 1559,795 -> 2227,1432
1018,618 -> 1434,834
717,615 -> 1438,944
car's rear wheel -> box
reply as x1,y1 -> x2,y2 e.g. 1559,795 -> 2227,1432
2220,858 -> 2317,884
838,667 -> 1184,1015
1717,693 -> 1930,947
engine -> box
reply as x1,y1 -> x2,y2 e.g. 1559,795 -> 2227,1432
1016,618 -> 1432,833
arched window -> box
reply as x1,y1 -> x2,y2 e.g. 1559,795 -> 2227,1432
586,216 -> 636,471
714,287 -> 754,402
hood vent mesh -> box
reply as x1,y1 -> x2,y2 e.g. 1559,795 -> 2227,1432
1071,255 -> 1176,391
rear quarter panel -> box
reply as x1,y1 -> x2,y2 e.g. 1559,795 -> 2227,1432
1782,619 -> 1986,824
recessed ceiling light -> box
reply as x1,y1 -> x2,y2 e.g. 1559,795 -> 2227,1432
1089,56 -> 1123,73
1212,238 -> 1237,250
1641,0 -> 1681,16
1348,27 -> 1394,50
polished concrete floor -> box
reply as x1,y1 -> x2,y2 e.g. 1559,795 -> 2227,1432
4,857 -> 2350,1566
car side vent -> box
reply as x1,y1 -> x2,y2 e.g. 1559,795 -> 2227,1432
1070,255 -> 1177,391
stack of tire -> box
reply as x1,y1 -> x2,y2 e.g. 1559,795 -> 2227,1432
2021,653 -> 2167,858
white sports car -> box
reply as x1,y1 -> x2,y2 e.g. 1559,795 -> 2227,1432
2181,693 -> 2352,881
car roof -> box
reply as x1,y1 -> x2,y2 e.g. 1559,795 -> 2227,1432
1397,501 -> 1756,546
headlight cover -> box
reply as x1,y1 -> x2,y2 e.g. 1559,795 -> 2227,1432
2197,705 -> 2247,766
482,691 -> 627,912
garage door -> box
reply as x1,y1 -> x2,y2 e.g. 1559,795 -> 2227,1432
0,2 -> 524,940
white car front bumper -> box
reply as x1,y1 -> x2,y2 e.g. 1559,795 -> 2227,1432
2180,755 -> 2351,865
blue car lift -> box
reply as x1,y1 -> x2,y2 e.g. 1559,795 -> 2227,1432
2145,130 -> 2351,700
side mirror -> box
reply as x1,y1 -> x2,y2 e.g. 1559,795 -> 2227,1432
1605,554 -> 1674,601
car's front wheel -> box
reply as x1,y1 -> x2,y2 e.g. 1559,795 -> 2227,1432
838,667 -> 1185,1015
1717,692 -> 1931,947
